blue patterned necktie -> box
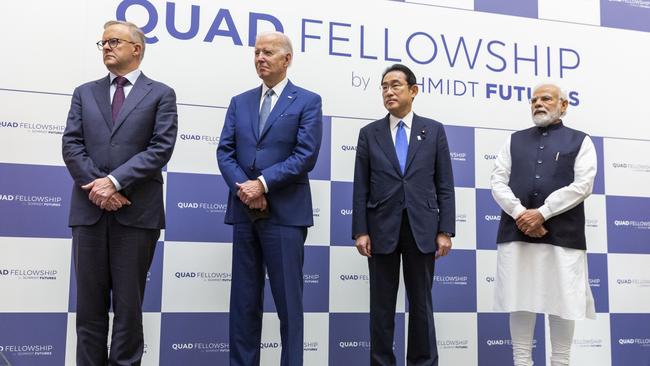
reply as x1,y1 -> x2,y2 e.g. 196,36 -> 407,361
395,120 -> 408,174
259,89 -> 275,132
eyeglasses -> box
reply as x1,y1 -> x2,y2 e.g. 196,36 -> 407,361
381,82 -> 407,93
96,38 -> 136,50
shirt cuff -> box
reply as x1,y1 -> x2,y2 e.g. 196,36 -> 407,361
511,204 -> 527,219
257,176 -> 269,193
107,175 -> 122,191
537,205 -> 552,221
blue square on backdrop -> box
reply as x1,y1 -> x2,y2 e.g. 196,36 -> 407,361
0,313 -> 68,366
264,246 -> 329,312
330,181 -> 354,246
606,196 -> 650,254
476,188 -> 502,250
432,249 -> 477,312
310,116 -> 331,181
329,313 -> 404,366
159,313 -> 230,365
587,253 -> 609,313
477,312 -> 545,366
445,125 -> 475,188
0,163 -> 72,238
610,313 -> 650,365
591,136 -> 605,195
600,0 -> 650,33
165,172 -> 232,243
475,0 -> 538,19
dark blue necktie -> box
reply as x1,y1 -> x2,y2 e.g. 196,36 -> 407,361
395,120 -> 408,174
259,89 -> 274,132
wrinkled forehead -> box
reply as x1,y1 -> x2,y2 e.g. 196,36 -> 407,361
255,35 -> 283,50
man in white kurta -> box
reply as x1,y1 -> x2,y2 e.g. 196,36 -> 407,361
491,84 -> 596,366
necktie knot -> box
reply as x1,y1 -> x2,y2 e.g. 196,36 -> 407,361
114,76 -> 128,88
266,89 -> 275,98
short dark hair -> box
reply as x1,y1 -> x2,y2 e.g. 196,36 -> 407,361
381,64 -> 416,85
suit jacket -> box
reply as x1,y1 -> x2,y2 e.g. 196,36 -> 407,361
217,80 -> 322,227
352,114 -> 455,254
62,73 -> 178,229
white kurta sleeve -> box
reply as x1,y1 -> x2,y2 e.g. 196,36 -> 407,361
491,135 -> 527,219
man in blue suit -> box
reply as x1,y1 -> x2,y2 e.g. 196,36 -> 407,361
352,64 -> 455,366
62,20 -> 177,365
217,31 -> 322,366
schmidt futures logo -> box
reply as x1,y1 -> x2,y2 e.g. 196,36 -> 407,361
618,338 -> 650,347
611,162 -> 650,173
613,220 -> 650,230
0,344 -> 54,356
171,342 -> 229,353
304,273 -> 320,285
303,341 -> 319,352
174,271 -> 231,282
438,339 -> 469,349
450,152 -> 467,162
176,201 -> 227,213
0,193 -> 63,207
0,268 -> 58,280
0,120 -> 65,135
434,275 -> 469,286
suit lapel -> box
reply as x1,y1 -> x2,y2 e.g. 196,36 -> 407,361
259,81 -> 297,140
374,115 -> 402,176
112,73 -> 153,136
404,114 -> 425,173
249,86 -> 263,140
91,76 -> 113,131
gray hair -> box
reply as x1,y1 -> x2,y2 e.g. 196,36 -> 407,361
104,20 -> 146,61
532,83 -> 568,117
256,31 -> 293,55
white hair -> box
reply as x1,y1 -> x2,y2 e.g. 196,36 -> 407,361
104,20 -> 146,61
255,31 -> 293,55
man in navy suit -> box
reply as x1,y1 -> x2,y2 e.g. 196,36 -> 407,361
62,20 -> 177,365
352,64 -> 455,366
217,31 -> 322,366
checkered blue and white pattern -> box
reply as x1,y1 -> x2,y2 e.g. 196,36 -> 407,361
1,0 -> 650,365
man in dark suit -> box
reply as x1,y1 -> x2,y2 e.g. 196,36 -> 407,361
62,20 -> 177,365
217,31 -> 322,366
352,64 -> 455,366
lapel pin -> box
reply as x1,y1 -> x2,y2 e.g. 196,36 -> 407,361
417,135 -> 422,141
288,96 -> 293,99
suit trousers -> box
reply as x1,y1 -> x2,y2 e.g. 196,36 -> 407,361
369,211 -> 438,366
229,220 -> 307,366
72,212 -> 159,366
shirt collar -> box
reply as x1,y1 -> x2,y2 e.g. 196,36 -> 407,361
109,69 -> 141,86
261,77 -> 289,98
389,111 -> 414,131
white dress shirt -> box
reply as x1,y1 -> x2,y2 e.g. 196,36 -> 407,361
107,69 -> 142,191
389,111 -> 413,145
257,77 -> 289,193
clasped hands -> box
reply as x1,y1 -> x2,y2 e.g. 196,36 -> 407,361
236,179 -> 267,211
515,209 -> 547,238
82,177 -> 130,212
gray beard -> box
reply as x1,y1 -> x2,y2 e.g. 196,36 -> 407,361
532,109 -> 561,127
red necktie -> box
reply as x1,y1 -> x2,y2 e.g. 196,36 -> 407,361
111,76 -> 128,124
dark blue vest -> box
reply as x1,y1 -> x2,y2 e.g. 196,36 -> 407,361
496,122 -> 588,250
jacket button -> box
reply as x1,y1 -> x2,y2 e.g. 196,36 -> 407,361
535,174 -> 541,179
537,160 -> 542,164
539,145 -> 545,150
